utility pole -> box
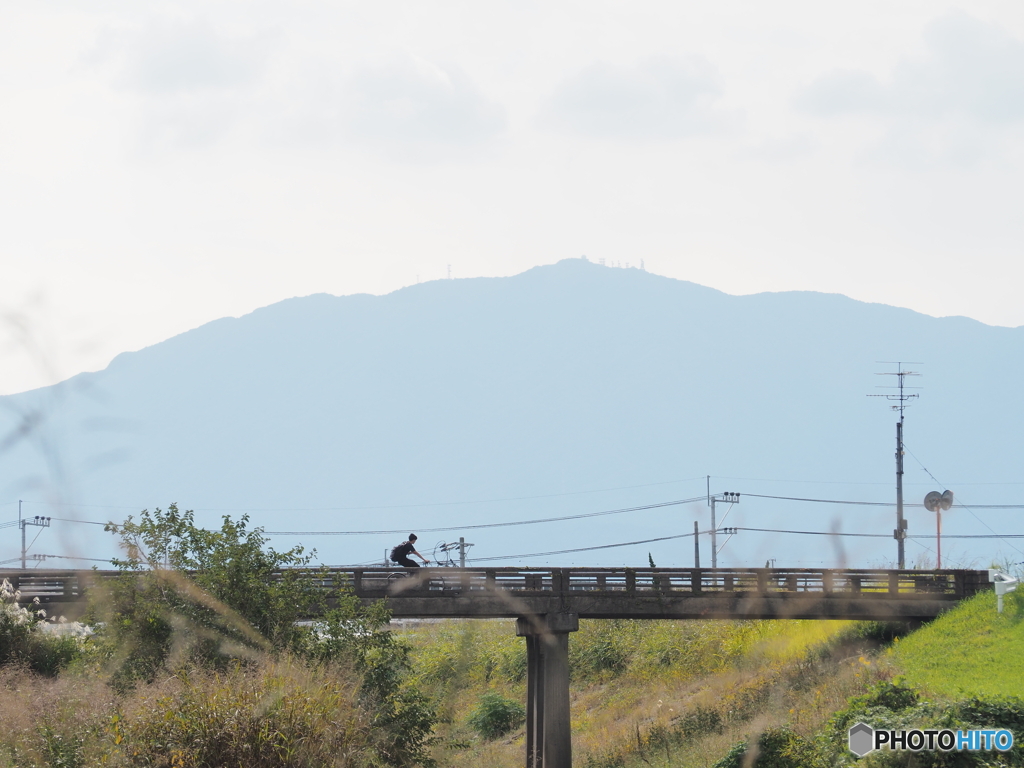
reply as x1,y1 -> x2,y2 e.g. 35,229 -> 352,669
457,537 -> 474,568
694,521 -> 700,568
710,497 -> 716,567
709,492 -> 740,568
871,363 -> 920,569
896,420 -> 906,568
19,510 -> 51,570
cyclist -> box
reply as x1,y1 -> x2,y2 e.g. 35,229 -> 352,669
390,534 -> 430,568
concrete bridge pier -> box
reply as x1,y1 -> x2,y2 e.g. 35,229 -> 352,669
517,612 -> 579,768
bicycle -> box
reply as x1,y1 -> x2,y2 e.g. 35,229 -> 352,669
432,541 -> 462,567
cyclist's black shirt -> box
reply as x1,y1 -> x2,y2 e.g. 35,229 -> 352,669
392,542 -> 415,561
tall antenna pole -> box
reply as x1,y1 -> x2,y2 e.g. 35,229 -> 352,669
870,362 -> 921,569
896,417 -> 905,569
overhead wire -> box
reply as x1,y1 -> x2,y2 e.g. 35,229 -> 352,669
24,526 -> 45,555
46,517 -> 107,526
6,486 -> 1023,563
262,496 -> 708,536
469,530 -> 704,562
470,526 -> 1024,564
731,526 -> 1024,540
715,476 -> 1024,487
14,476 -> 708,514
741,492 -> 1024,510
903,444 -> 1024,558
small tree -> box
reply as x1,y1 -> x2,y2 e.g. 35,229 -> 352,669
98,504 -> 325,684
95,505 -> 439,766
305,589 -> 438,766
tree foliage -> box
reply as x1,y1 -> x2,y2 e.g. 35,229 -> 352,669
97,504 -> 324,685
91,504 -> 438,765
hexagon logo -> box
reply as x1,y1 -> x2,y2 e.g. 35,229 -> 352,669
848,722 -> 875,757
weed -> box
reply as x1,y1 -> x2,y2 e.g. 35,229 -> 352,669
467,692 -> 526,740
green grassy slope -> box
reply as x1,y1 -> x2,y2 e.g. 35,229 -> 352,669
401,617 -> 887,767
886,588 -> 1024,698
401,587 -> 1024,767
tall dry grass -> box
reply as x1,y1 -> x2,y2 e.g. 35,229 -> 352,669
401,617 -> 894,768
0,658 -> 375,768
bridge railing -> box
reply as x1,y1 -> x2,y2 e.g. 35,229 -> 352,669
343,567 -> 987,598
0,567 -> 991,606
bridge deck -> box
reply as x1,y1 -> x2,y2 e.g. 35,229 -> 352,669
353,567 -> 990,621
0,567 -> 992,622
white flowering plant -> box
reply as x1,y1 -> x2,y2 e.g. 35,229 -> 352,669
0,578 -> 82,674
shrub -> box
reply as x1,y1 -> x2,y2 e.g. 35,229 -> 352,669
491,636 -> 527,684
467,692 -> 526,740
713,726 -> 820,768
571,622 -> 633,679
118,660 -> 368,768
95,505 -> 327,686
87,505 -> 439,764
827,679 -> 919,735
0,579 -> 83,676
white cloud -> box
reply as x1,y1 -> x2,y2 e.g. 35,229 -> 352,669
540,56 -> 730,140
115,20 -> 273,94
797,12 -> 1024,123
343,58 -> 505,147
86,19 -> 275,148
271,55 -> 507,158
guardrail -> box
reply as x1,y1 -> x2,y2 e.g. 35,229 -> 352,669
344,567 -> 989,598
0,568 -> 992,619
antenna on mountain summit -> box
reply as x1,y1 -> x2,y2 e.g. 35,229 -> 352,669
869,362 -> 922,569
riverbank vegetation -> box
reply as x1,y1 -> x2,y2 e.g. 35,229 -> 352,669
0,506 -> 437,768
398,585 -> 1024,767
0,507 -> 1020,767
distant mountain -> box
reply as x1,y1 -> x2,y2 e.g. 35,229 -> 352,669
1,259 -> 1021,569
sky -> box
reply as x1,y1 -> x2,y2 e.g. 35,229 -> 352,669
3,0 -> 1024,396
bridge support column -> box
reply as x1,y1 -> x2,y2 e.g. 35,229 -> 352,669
517,613 -> 579,768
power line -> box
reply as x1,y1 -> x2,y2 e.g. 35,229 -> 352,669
468,526 -> 1024,564
263,496 -> 708,536
714,476 -> 1024,487
13,476 -> 709,514
903,444 -> 1024,558
743,493 -> 892,507
470,530 -> 704,563
11,485 -> 1024,524
733,526 -> 1024,540
32,554 -> 113,564
742,493 -> 1024,510
9,491 -> 1024,541
46,517 -> 107,526
735,527 -> 891,538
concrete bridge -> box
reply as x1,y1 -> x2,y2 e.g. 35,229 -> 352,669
0,567 -> 995,768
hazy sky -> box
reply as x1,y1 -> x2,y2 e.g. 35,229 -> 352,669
3,0 -> 1023,395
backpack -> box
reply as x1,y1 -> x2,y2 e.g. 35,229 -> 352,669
390,542 -> 411,562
